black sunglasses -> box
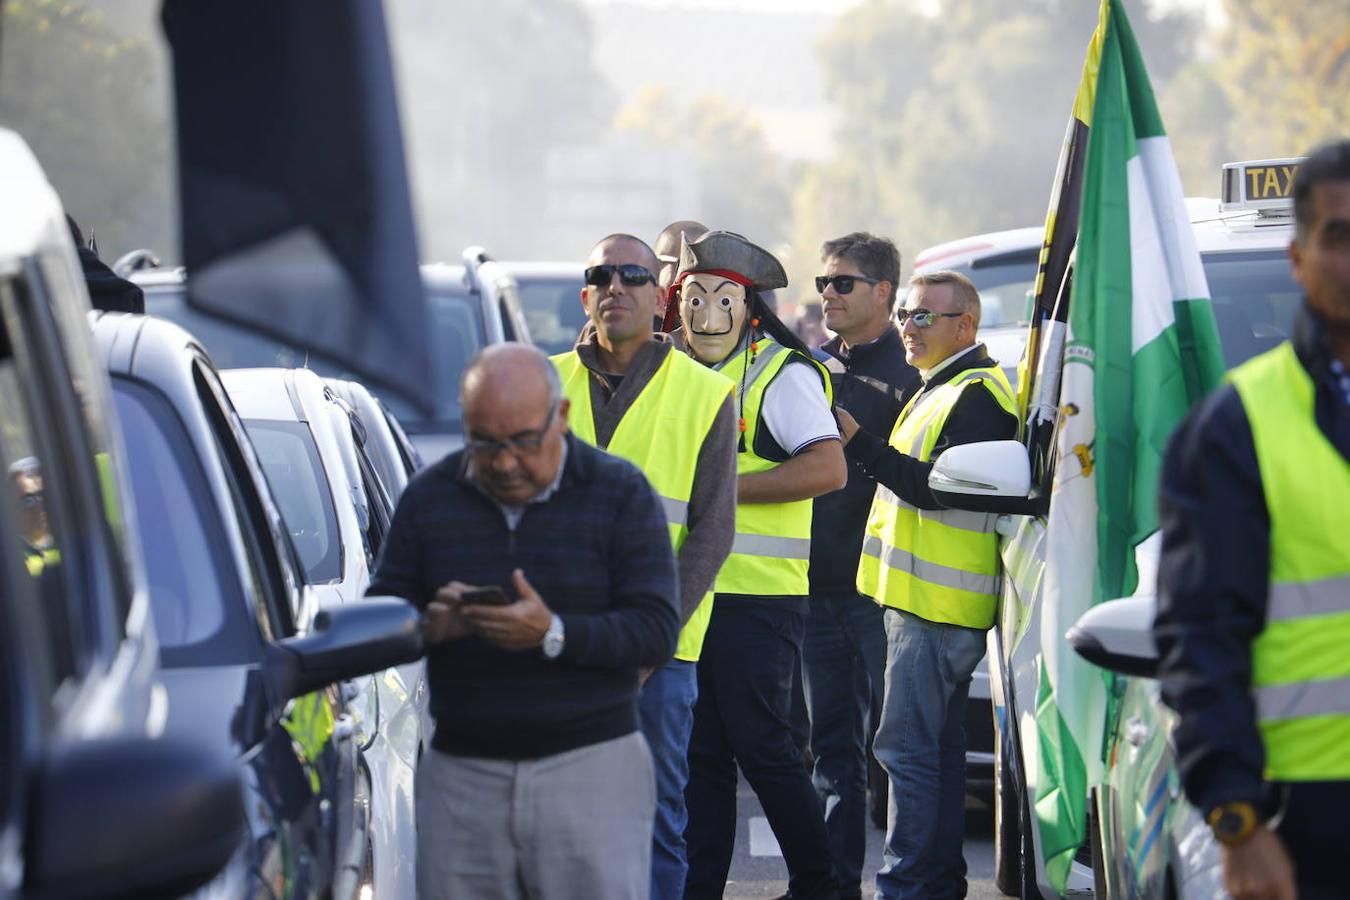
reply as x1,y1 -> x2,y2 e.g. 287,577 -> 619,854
815,274 -> 881,295
584,264 -> 657,288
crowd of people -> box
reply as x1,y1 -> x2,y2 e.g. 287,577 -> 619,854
370,217 -> 1016,900
362,137 -> 1350,900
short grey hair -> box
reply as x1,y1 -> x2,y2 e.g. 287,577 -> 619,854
907,269 -> 982,330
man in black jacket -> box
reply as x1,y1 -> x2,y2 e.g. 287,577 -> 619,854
369,343 -> 679,900
802,232 -> 919,900
1156,139 -> 1350,900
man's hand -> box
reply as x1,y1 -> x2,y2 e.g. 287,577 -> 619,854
1221,826 -> 1296,900
460,569 -> 554,651
423,582 -> 475,644
834,406 -> 861,445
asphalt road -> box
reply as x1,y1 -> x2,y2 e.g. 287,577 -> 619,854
724,779 -> 1004,899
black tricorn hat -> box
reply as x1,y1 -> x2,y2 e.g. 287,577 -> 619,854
676,230 -> 788,293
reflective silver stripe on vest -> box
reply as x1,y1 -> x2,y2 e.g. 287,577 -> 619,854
731,532 -> 812,560
661,496 -> 689,527
1256,675 -> 1350,723
862,535 -> 1001,595
1266,575 -> 1350,624
737,342 -> 789,394
875,486 -> 998,533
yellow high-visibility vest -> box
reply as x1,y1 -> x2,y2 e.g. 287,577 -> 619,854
1231,341 -> 1350,781
554,349 -> 734,661
857,362 -> 1016,629
714,339 -> 832,597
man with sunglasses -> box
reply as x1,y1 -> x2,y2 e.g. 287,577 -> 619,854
800,232 -> 919,900
553,233 -> 739,900
369,343 -> 681,900
835,269 -> 1017,899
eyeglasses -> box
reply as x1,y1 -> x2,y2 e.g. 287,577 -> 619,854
896,308 -> 964,328
466,406 -> 558,459
584,264 -> 657,288
815,274 -> 880,295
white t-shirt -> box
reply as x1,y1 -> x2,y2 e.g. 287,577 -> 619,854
758,360 -> 840,456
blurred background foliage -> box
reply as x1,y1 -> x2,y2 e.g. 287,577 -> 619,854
1,0 -> 1345,298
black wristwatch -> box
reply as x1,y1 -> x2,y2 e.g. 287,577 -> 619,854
1207,801 -> 1259,845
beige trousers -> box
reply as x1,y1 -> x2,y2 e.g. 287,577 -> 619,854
415,731 -> 655,900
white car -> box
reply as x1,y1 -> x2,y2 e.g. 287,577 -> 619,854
930,161 -> 1303,897
224,367 -> 427,900
500,260 -> 587,357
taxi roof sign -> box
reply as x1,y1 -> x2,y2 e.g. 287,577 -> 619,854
1221,157 -> 1304,214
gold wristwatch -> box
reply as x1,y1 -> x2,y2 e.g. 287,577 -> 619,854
1207,801 -> 1259,845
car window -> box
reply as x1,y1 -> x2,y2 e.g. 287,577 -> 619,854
516,277 -> 586,356
243,419 -> 343,585
111,379 -> 252,667
194,362 -> 301,640
962,251 -> 1038,328
1202,249 -> 1301,369
0,275 -> 82,687
400,286 -> 485,431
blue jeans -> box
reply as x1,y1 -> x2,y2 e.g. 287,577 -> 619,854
638,658 -> 698,900
873,608 -> 986,900
802,593 -> 888,899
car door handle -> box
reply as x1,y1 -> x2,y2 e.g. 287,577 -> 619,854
1124,715 -> 1149,747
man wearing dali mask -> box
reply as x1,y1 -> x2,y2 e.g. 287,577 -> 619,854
668,230 -> 848,899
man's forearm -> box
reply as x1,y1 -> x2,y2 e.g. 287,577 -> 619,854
738,439 -> 846,504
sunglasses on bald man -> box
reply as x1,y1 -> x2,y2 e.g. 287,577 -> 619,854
584,264 -> 657,287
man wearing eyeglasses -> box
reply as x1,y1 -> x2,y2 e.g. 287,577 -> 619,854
369,343 -> 681,900
835,269 -> 1017,899
552,233 -> 738,900
801,233 -> 920,900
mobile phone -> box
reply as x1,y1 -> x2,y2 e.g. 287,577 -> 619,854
460,586 -> 511,606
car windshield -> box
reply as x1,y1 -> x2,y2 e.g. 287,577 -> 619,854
112,378 -> 252,667
516,276 -> 586,356
144,283 -> 485,433
1202,249 -> 1301,370
241,419 -> 343,585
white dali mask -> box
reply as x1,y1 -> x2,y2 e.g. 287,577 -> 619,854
680,272 -> 749,364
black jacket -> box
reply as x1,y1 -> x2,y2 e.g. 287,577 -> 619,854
844,343 -> 1018,510
808,326 -> 920,596
368,433 -> 679,760
1156,303 -> 1350,816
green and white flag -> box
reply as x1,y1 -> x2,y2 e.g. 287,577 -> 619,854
1033,0 -> 1226,892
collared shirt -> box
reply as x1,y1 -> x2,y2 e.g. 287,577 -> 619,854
921,343 -> 982,383
467,441 -> 569,531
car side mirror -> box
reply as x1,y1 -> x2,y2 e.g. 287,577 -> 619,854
25,737 -> 244,900
269,596 -> 423,700
928,440 -> 1044,514
1066,593 -> 1160,678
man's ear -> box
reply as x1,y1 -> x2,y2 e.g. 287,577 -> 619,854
579,288 -> 591,315
557,398 -> 571,428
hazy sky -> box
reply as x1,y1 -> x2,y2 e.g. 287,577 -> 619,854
580,0 -> 1221,23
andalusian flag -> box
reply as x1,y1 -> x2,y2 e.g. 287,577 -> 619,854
1033,1 -> 1226,891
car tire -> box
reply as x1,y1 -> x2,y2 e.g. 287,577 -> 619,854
992,725 -> 1022,895
1018,783 -> 1044,900
1089,792 -> 1109,899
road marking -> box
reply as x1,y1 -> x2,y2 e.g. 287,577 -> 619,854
749,817 -> 782,857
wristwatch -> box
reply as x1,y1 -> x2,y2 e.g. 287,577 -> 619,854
540,613 -> 565,660
1207,801 -> 1259,845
